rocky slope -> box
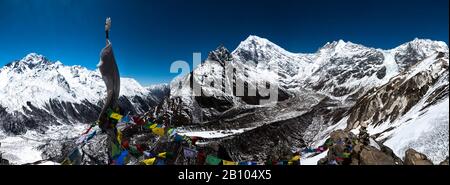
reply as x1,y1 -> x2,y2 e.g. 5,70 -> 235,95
153,36 -> 448,164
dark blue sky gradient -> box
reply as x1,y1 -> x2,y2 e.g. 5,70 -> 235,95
0,0 -> 448,85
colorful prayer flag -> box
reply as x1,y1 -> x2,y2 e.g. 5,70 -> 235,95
155,159 -> 165,165
85,130 -> 96,142
144,151 -> 155,158
142,157 -> 156,165
110,112 -> 123,121
117,130 -> 123,144
205,155 -> 222,165
174,134 -> 184,142
115,150 -> 129,165
183,147 -> 198,158
157,152 -> 167,158
152,127 -> 165,136
238,161 -> 257,165
75,134 -> 87,144
144,122 -> 153,129
111,142 -> 122,159
149,123 -> 157,129
223,160 -> 238,165
291,155 -> 300,161
120,115 -> 130,123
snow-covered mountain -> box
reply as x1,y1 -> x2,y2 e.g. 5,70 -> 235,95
0,53 -> 168,135
1,35 -> 448,165
155,35 -> 448,164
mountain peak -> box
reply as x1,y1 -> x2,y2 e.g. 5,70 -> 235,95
233,35 -> 291,56
239,35 -> 279,49
207,45 -> 233,64
2,53 -> 53,72
321,39 -> 356,49
402,38 -> 448,51
21,53 -> 50,65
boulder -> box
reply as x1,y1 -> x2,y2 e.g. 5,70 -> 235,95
359,146 -> 396,165
379,143 -> 404,165
404,148 -> 433,165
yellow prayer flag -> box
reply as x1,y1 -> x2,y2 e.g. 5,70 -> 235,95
149,123 -> 157,129
291,155 -> 300,161
152,127 -> 165,136
142,157 -> 156,165
117,130 -> 122,144
157,152 -> 167,158
110,113 -> 123,121
288,161 -> 293,165
223,160 -> 238,165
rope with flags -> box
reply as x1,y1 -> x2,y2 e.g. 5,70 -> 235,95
60,109 -> 318,165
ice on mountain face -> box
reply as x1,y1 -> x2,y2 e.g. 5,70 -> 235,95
233,35 -> 314,80
391,38 -> 449,72
376,97 -> 449,164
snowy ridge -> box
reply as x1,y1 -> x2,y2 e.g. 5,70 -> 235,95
169,35 -> 448,164
0,53 -> 156,113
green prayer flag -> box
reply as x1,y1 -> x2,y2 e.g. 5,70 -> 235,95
111,142 -> 122,159
129,146 -> 142,157
206,155 -> 222,165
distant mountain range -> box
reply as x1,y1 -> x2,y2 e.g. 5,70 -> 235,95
0,35 -> 448,165
155,36 -> 448,164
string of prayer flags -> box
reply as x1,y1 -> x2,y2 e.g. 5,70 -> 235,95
81,124 -> 94,135
142,157 -> 156,165
223,160 -> 238,165
75,134 -> 88,145
85,130 -> 97,141
205,155 -> 222,165
75,127 -> 98,145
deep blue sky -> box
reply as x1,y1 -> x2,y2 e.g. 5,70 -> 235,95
0,0 -> 448,85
